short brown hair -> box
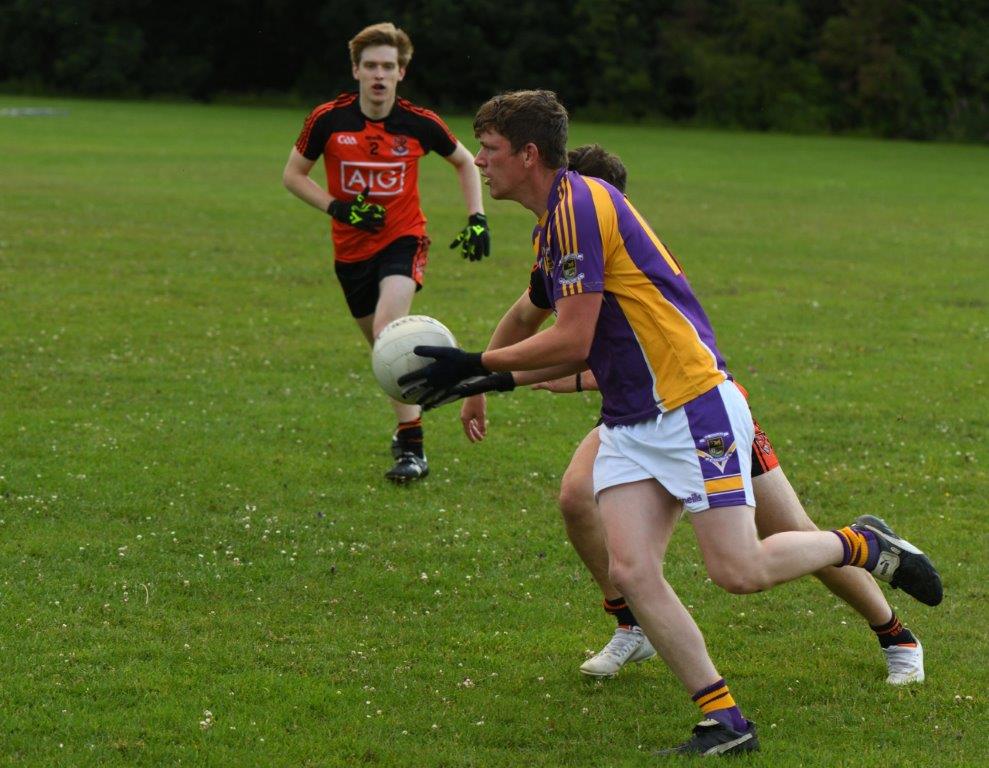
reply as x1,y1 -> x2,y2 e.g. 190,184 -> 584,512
567,144 -> 628,192
473,90 -> 568,169
349,22 -> 414,69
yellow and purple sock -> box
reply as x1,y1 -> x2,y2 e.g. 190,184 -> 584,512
871,613 -> 917,648
692,678 -> 748,732
832,526 -> 879,570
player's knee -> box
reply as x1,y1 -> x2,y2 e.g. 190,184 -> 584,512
558,478 -> 593,526
607,558 -> 658,598
607,566 -> 634,598
707,564 -> 768,595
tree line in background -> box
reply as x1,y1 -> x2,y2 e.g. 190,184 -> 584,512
1,0 -> 986,141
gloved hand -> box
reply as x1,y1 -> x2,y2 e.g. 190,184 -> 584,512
327,186 -> 386,232
397,346 -> 490,404
449,213 -> 490,261
421,371 -> 516,411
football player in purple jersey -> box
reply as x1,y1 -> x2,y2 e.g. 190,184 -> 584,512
458,143 -> 924,686
400,92 -> 942,756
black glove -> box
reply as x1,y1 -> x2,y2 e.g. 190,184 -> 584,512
421,371 -> 516,411
327,186 -> 386,232
396,346 -> 490,404
449,213 -> 490,261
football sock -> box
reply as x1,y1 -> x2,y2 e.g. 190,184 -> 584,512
603,596 -> 639,628
692,678 -> 748,732
396,418 -> 424,459
871,613 -> 917,648
832,526 -> 879,570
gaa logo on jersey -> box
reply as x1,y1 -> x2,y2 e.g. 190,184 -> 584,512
341,161 -> 406,196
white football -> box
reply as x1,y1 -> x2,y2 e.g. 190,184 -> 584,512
372,315 -> 458,403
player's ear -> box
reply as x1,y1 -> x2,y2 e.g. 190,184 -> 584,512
397,66 -> 407,82
522,142 -> 540,168
352,63 -> 360,81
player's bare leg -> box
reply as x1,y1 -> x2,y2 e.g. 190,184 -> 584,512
560,431 -> 926,682
598,480 -> 719,691
561,429 -> 657,676
560,429 -> 614,598
690,503 -> 941,609
753,469 -> 891,620
692,505 -> 846,593
599,479 -> 756,751
357,275 -> 426,482
752,468 -> 924,683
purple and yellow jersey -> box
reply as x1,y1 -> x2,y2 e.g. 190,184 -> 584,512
533,170 -> 729,427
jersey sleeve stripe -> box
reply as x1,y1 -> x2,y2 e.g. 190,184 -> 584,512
294,94 -> 357,154
582,178 -> 614,262
564,180 -> 580,255
398,98 -> 458,145
554,184 -> 571,256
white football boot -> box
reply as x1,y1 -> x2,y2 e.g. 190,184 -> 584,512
883,641 -> 925,685
580,626 -> 656,677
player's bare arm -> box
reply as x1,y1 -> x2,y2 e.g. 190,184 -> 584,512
481,292 -> 601,372
486,290 -> 552,349
458,290 -> 553,441
445,142 -> 485,216
446,141 -> 491,260
531,369 -> 597,393
282,147 -> 332,211
402,291 -> 599,407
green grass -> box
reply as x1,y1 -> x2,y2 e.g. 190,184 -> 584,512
1,95 -> 987,766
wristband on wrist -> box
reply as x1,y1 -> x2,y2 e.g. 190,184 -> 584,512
575,373 -> 583,392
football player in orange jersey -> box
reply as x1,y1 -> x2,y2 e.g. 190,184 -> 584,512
282,22 -> 487,482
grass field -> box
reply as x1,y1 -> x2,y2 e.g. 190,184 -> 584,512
1,94 -> 987,767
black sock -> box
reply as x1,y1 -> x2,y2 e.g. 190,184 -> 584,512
871,613 -> 917,648
603,596 -> 639,628
396,419 -> 424,458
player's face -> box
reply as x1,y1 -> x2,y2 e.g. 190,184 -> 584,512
474,130 -> 528,201
353,45 -> 405,108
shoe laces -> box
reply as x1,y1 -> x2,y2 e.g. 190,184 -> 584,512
883,644 -> 921,675
599,628 -> 643,660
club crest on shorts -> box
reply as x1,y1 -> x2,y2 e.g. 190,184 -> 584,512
697,432 -> 737,473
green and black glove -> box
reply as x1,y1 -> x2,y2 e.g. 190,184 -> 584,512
449,213 -> 490,261
327,187 -> 386,232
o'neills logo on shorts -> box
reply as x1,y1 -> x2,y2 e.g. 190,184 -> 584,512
340,162 -> 406,196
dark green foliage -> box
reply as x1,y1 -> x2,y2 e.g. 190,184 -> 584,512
0,0 -> 986,139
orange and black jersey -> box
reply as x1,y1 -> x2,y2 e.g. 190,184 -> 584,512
295,92 -> 459,263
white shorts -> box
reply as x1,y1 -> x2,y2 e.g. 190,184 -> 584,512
593,380 -> 756,513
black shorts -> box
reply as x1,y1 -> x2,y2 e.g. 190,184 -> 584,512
334,235 -> 430,318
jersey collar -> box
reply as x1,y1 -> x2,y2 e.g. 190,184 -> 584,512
542,167 -> 570,222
